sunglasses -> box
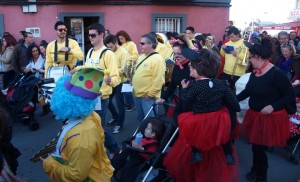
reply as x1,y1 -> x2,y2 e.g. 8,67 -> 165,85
57,28 -> 67,32
140,42 -> 149,45
88,34 -> 97,38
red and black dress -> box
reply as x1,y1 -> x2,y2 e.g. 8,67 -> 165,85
163,79 -> 241,182
237,67 -> 294,147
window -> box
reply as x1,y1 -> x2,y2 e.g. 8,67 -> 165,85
155,18 -> 182,33
152,14 -> 186,33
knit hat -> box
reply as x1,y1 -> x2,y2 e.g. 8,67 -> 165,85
181,48 -> 199,61
64,67 -> 104,99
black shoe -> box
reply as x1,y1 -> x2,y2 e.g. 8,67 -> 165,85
226,154 -> 236,165
255,175 -> 267,182
190,151 -> 203,163
246,168 -> 257,181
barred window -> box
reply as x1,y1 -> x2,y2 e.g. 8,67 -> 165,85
152,14 -> 186,33
155,18 -> 182,33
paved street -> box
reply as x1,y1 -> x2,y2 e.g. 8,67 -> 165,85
11,106 -> 300,182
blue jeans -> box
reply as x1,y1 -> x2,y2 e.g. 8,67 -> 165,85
108,84 -> 126,127
95,99 -> 119,153
123,81 -> 135,107
135,97 -> 157,122
95,98 -> 109,127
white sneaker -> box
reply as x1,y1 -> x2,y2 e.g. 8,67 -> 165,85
112,125 -> 121,134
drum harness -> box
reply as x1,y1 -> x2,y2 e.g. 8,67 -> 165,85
86,48 -> 110,69
54,38 -> 69,65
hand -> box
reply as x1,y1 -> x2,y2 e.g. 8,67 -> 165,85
144,95 -> 152,100
260,105 -> 274,115
105,75 -> 111,85
292,80 -> 300,86
222,45 -> 227,49
231,50 -> 238,57
39,153 -> 51,162
22,67 -> 30,73
69,69 -> 77,75
181,79 -> 190,88
156,98 -> 165,104
131,140 -> 144,150
289,40 -> 295,45
59,47 -> 70,52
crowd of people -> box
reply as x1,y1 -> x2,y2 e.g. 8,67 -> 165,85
0,20 -> 299,182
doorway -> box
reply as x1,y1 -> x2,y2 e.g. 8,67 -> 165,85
64,17 -> 99,57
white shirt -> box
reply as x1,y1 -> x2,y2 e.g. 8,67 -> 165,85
26,54 -> 45,78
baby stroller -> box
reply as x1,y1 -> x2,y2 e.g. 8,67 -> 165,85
287,97 -> 300,164
2,72 -> 41,131
112,104 -> 177,182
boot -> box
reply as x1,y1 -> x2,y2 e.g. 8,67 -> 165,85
246,167 -> 258,181
255,166 -> 267,182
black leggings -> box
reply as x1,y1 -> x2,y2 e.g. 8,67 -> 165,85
252,144 -> 268,169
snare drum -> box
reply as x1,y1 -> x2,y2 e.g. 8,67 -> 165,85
47,65 -> 69,82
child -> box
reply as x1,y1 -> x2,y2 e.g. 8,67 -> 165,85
180,49 -> 241,164
111,117 -> 165,182
163,48 -> 241,182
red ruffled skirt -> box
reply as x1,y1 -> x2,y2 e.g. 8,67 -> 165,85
177,108 -> 231,151
241,109 -> 290,147
163,139 -> 239,182
162,108 -> 238,182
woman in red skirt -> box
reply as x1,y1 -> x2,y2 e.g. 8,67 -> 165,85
238,37 -> 295,182
163,48 -> 241,182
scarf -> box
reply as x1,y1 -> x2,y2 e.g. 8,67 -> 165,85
253,60 -> 269,75
175,59 -> 190,69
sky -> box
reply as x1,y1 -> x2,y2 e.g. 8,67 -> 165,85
230,0 -> 296,29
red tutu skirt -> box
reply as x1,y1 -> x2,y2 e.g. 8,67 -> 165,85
178,108 -> 231,151
241,109 -> 290,147
163,138 -> 239,182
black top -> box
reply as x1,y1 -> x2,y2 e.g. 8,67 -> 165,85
237,66 -> 295,112
181,78 -> 241,114
162,62 -> 192,100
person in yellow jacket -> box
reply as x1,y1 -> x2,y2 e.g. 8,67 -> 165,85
116,30 -> 139,79
116,30 -> 137,111
220,26 -> 248,90
45,21 -> 84,78
104,34 -> 129,133
70,23 -> 120,125
132,33 -> 166,122
69,23 -> 120,158
41,67 -> 114,182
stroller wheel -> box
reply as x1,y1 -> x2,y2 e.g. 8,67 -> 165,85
29,122 -> 39,131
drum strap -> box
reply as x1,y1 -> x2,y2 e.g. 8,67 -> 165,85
54,38 -> 69,64
87,48 -> 110,69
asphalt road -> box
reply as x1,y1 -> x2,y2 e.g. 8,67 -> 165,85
11,106 -> 300,182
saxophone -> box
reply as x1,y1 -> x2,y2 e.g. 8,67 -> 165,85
231,46 -> 243,78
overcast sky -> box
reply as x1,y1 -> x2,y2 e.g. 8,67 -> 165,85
230,0 -> 296,28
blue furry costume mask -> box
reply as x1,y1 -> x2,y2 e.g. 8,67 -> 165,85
50,74 -> 97,121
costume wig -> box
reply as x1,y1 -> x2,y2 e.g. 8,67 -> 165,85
50,74 -> 97,121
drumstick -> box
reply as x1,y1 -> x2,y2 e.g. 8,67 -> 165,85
48,52 -> 74,55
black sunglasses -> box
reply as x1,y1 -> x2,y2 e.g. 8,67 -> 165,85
57,28 -> 67,32
140,42 -> 150,45
88,34 -> 97,38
